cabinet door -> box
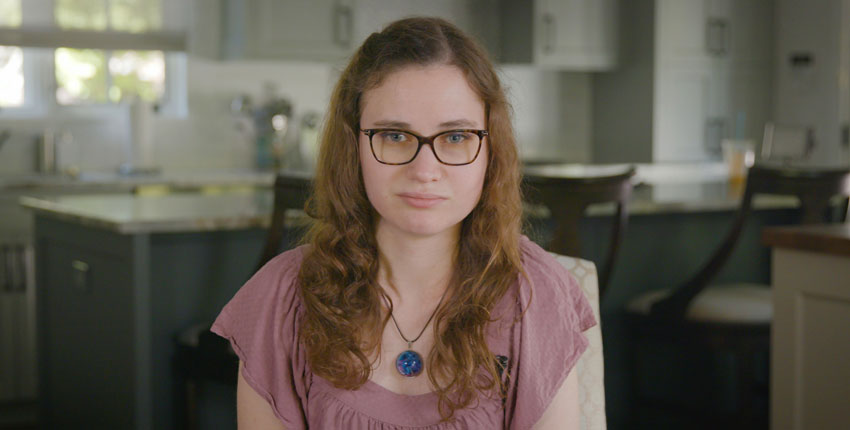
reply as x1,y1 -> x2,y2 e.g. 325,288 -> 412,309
235,0 -> 355,61
39,241 -> 135,428
535,0 -> 617,70
0,291 -> 16,402
654,66 -> 716,161
656,0 -> 715,65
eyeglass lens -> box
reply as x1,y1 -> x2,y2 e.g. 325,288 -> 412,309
371,130 -> 481,165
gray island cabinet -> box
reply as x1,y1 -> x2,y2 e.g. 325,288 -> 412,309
23,191 -> 285,430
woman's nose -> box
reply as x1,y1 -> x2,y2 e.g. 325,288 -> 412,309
407,142 -> 443,182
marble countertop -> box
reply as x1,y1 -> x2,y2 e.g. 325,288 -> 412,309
19,191 -> 284,234
0,169 -> 275,192
19,179 -> 799,234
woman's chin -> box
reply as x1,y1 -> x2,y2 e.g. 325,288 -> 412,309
386,219 -> 461,239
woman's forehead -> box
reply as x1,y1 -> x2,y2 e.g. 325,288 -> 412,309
360,64 -> 485,128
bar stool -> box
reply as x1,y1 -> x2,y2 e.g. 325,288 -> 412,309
625,164 -> 850,429
522,164 -> 636,298
173,171 -> 312,429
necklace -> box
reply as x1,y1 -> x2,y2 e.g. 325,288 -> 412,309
382,287 -> 448,377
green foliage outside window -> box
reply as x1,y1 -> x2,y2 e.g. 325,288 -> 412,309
109,50 -> 165,102
55,0 -> 108,30
110,0 -> 161,33
0,0 -> 22,27
55,0 -> 161,32
54,0 -> 165,104
55,48 -> 108,104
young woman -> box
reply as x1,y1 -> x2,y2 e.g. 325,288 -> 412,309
212,17 -> 596,429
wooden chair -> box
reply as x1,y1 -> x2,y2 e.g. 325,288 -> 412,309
174,171 -> 312,430
256,172 -> 313,269
625,164 -> 850,429
523,166 -> 636,298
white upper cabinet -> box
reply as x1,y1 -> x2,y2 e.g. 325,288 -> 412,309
535,0 -> 618,69
196,0 -> 617,70
199,0 -> 484,63
219,0 -> 355,62
498,0 -> 618,70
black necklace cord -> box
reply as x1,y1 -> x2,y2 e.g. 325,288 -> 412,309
381,286 -> 449,345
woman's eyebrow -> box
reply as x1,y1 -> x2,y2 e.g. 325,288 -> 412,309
372,120 -> 411,128
369,119 -> 479,129
438,119 -> 477,128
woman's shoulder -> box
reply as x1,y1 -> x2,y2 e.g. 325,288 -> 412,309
210,245 -> 312,428
243,245 -> 307,297
515,235 -> 593,326
517,235 -> 575,287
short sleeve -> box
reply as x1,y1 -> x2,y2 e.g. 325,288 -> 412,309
210,246 -> 309,429
505,237 -> 597,430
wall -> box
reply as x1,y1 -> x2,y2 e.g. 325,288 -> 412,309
592,0 -> 655,163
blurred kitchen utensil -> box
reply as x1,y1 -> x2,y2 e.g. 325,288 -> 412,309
119,96 -> 161,176
299,111 -> 321,170
230,84 -> 296,170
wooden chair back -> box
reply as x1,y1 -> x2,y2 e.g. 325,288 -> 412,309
256,172 -> 312,270
523,167 -> 636,298
650,164 -> 850,319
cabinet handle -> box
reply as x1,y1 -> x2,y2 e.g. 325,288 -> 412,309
706,18 -> 728,56
543,13 -> 555,54
333,4 -> 353,48
71,260 -> 90,294
13,245 -> 26,293
705,117 -> 727,156
1,245 -> 8,293
2,244 -> 27,294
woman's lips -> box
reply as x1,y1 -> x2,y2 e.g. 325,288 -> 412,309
398,193 -> 447,208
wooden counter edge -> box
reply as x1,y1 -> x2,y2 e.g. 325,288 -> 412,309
762,224 -> 850,257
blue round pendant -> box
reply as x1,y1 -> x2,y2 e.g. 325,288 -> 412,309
395,350 -> 423,377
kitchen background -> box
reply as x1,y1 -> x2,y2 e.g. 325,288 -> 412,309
2,0 -> 849,173
1,0 -> 849,429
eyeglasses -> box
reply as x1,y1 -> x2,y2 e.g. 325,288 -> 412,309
360,128 -> 488,166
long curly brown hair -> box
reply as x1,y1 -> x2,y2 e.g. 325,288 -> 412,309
297,17 -> 525,420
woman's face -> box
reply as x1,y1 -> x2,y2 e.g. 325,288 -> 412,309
359,64 -> 488,240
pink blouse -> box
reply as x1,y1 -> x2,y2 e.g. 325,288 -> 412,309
211,235 -> 596,429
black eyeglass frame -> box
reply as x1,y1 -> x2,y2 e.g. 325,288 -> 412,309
360,128 -> 489,166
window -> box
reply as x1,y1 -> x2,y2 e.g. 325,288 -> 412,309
54,0 -> 166,104
0,0 -> 23,108
0,0 -> 186,115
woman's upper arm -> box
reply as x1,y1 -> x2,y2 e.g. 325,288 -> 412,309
237,361 -> 287,430
531,366 -> 580,430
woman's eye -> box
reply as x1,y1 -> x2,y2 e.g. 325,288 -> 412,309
446,133 -> 467,143
381,132 -> 408,142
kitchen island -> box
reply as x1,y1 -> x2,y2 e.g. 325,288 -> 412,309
21,164 -> 803,430
21,190 -> 297,430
